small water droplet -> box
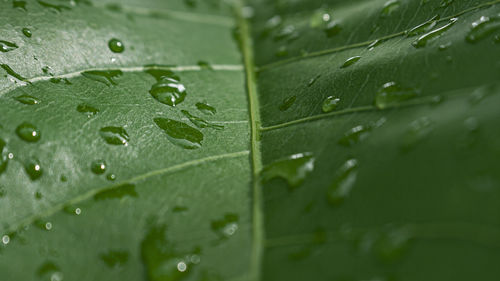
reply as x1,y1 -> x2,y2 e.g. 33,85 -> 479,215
106,173 -> 116,181
13,0 -> 27,10
324,21 -> 341,37
35,191 -> 43,199
197,61 -> 212,70
211,213 -> 239,240
100,250 -> 129,268
274,25 -> 299,42
310,8 -> 333,28
375,226 -> 413,263
464,117 -> 479,132
81,70 -> 122,86
341,56 -> 361,68
381,0 -> 400,17
261,15 -> 282,37
279,96 -> 296,111
36,261 -> 61,280
322,96 -> 340,113
439,0 -> 454,8
22,28 -> 32,38
406,15 -> 439,37
63,205 -> 81,215
149,77 -> 187,107
60,175 -> 68,182
154,118 -> 203,149
307,75 -> 321,87
94,184 -> 137,200
16,122 -> 41,142
37,0 -> 70,12
375,81 -> 418,109
14,94 -> 40,105
412,18 -> 457,48
438,41 -> 452,50
0,138 -> 9,175
338,125 -> 372,146
327,159 -> 358,205
275,46 -> 288,57
25,158 -> 43,180
34,219 -> 53,231
76,104 -> 99,117
1,235 -> 10,245
173,206 -> 188,213
90,159 -> 107,175
0,40 -> 18,53
465,15 -> 500,43
108,38 -> 124,53
367,39 -> 383,50
195,102 -> 216,115
181,110 -> 223,130
261,153 -> 315,188
99,126 -> 129,146
401,117 -> 433,150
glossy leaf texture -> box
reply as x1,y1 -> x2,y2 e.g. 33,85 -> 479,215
0,0 -> 500,281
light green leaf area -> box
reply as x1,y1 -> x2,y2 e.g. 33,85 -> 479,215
1,0 -> 500,280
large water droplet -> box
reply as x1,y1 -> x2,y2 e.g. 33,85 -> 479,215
195,102 -> 216,115
76,104 -> 99,117
1,64 -> 28,82
149,77 -> 186,107
375,81 -> 418,109
154,118 -> 203,149
108,38 -> 124,53
90,159 -> 107,175
465,16 -> 500,43
25,158 -> 43,180
16,122 -> 41,142
99,126 -> 129,146
211,213 -> 239,239
0,40 -> 18,53
94,184 -> 137,200
406,15 -> 439,37
261,153 -> 315,188
322,96 -> 340,113
327,159 -> 358,205
81,70 -> 122,86
412,18 -> 457,48
181,110 -> 223,130
341,56 -> 361,68
279,96 -> 296,111
15,94 -> 40,105
100,250 -> 129,268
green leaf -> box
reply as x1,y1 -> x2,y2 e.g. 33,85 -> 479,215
1,0 -> 500,280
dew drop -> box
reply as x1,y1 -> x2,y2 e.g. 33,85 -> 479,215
375,81 -> 418,109
324,21 -> 341,37
0,40 -> 18,53
15,94 -> 40,105
381,0 -> 400,17
310,8 -> 333,28
327,159 -> 358,205
464,117 -> 479,132
338,125 -> 372,146
1,235 -> 9,245
37,0 -> 70,12
99,126 -> 129,146
13,0 -> 27,10
375,227 -> 413,263
90,159 -> 107,175
108,38 -> 124,53
16,122 -> 41,142
25,158 -> 43,180
279,96 -> 296,111
439,0 -> 454,8
211,213 -> 239,239
412,18 -> 457,48
465,16 -> 500,43
154,118 -> 203,149
275,46 -> 288,57
261,153 -> 315,188
94,183 -> 137,200
197,61 -> 212,70
307,75 -> 321,87
367,39 -> 383,50
274,25 -> 299,42
322,96 -> 340,113
63,205 -> 81,215
181,110 -> 223,130
22,28 -> 32,38
76,104 -> 99,117
438,41 -> 452,50
106,173 -> 117,181
1,64 -> 28,82
195,102 -> 217,115
36,261 -> 61,280
401,117 -> 433,150
149,77 -> 187,107
406,15 -> 439,37
81,70 -> 122,86
100,250 -> 129,268
341,56 -> 361,68
144,66 -> 180,82
0,138 -> 9,175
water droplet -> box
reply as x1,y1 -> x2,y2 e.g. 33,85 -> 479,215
16,122 -> 41,142
274,25 -> 299,42
211,213 -> 239,239
1,235 -> 10,245
13,0 -> 27,10
381,0 -> 400,17
261,15 -> 282,37
37,0 -> 70,12
367,39 -> 383,50
307,75 -> 321,87
406,15 -> 439,37
279,96 -> 296,111
465,15 -> 500,43
94,183 -> 137,200
1,64 -> 28,82
106,173 -> 116,181
60,175 -> 68,182
375,81 -> 418,109
99,126 -> 129,146
327,159 -> 358,205
324,21 -> 341,37
412,18 -> 457,48
36,261 -> 62,281
197,61 -> 212,70
63,205 -> 81,215
0,186 -> 6,197
141,223 -> 199,281
401,117 -> 433,150
49,77 -> 71,84
173,206 -> 188,213
195,102 -> 216,115
149,77 -> 187,107
375,226 -> 413,263
181,110 -> 223,130
338,125 -> 372,146
310,8 -> 333,28
438,41 -> 452,50
90,159 -> 107,175
275,45 -> 288,57
439,0 -> 454,8
261,153 -> 315,188
81,70 -> 122,86
35,191 -> 43,199
76,104 -> 99,117
22,28 -> 32,38
34,219 -> 53,231
341,56 -> 361,68
464,117 -> 479,132
322,96 -> 341,113
154,118 -> 203,149
25,158 -> 43,180
100,250 -> 129,268
0,40 -> 18,53
0,138 -> 9,175
108,38 -> 124,53
144,66 -> 179,81
14,94 -> 40,105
